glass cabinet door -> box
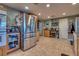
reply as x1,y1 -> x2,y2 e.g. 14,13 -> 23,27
0,14 -> 6,31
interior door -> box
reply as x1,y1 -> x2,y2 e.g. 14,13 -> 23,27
68,18 -> 75,42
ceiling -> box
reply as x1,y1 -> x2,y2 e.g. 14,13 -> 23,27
3,3 -> 79,20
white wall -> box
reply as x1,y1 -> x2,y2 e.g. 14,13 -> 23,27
7,8 -> 19,26
59,18 -> 68,39
7,9 -> 19,19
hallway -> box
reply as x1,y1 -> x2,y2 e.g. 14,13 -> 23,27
7,37 -> 74,56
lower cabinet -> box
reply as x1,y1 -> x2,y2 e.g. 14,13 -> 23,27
0,46 -> 6,56
0,47 -> 3,56
44,29 -> 50,37
36,32 -> 40,41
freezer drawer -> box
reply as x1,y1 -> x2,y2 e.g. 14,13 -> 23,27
23,38 -> 31,50
23,37 -> 36,50
30,37 -> 36,47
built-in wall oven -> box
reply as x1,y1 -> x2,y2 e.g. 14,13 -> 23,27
0,11 -> 7,47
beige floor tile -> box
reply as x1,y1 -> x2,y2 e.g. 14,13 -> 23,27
8,36 -> 74,56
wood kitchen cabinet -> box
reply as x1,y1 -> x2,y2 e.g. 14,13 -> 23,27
77,38 -> 79,56
44,29 -> 50,37
36,32 -> 40,41
0,47 -> 3,56
0,46 -> 6,56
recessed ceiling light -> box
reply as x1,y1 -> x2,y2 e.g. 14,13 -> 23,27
48,16 -> 50,18
62,13 -> 66,15
25,6 -> 29,10
72,3 -> 77,5
38,13 -> 41,15
46,4 -> 50,7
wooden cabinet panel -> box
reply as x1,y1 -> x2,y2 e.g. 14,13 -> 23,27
36,32 -> 39,41
0,48 -> 3,56
44,30 -> 50,37
0,46 -> 6,56
78,38 -> 79,56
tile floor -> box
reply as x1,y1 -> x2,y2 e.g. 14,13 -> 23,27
7,37 -> 74,56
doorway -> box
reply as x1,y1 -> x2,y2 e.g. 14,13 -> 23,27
68,17 -> 75,45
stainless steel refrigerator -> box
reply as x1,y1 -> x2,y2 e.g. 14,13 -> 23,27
21,13 -> 36,50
